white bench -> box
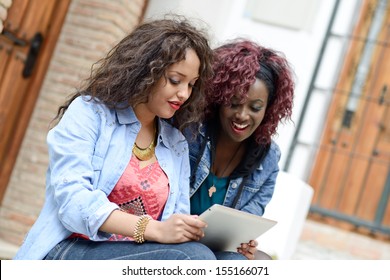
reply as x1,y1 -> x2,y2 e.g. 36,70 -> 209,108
256,171 -> 314,259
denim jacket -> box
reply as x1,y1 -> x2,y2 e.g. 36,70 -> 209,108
185,123 -> 280,216
14,96 -> 191,260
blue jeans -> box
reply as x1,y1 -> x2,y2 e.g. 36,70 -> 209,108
214,251 -> 247,260
44,238 -> 217,260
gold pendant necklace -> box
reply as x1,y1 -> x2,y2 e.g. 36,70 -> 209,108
208,143 -> 242,198
208,184 -> 217,197
133,138 -> 156,161
133,123 -> 157,161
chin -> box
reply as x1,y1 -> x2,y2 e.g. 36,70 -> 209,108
159,112 -> 175,119
234,133 -> 251,143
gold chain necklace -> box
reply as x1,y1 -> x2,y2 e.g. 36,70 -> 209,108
208,143 -> 242,197
133,125 -> 157,161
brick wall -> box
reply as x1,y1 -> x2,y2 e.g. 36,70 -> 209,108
0,0 -> 147,247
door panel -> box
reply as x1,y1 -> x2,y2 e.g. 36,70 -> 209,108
309,0 -> 390,235
0,0 -> 70,203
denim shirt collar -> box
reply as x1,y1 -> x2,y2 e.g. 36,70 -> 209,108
158,120 -> 184,147
115,106 -> 182,147
115,106 -> 138,125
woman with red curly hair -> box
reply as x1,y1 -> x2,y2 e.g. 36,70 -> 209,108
184,39 -> 295,260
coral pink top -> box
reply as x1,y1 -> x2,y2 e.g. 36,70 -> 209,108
70,155 -> 169,241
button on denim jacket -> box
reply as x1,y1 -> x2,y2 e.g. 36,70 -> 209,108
14,96 -> 191,260
184,123 -> 280,216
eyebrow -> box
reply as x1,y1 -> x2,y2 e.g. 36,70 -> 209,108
169,71 -> 199,80
169,71 -> 184,76
233,97 -> 265,104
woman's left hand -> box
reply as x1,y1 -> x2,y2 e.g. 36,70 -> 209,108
237,240 -> 258,260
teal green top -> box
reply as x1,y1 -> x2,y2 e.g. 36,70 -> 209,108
190,172 -> 229,215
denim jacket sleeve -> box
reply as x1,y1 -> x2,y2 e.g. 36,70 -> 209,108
236,142 -> 281,216
46,97 -> 119,240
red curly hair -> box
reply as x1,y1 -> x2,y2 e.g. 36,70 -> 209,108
205,39 -> 295,144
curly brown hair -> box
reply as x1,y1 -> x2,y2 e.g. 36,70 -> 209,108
205,39 -> 295,144
54,16 -> 213,131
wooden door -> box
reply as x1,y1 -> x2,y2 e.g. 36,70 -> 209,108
309,0 -> 390,236
0,0 -> 70,203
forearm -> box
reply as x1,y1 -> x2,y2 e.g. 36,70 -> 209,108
100,210 -> 206,244
99,209 -> 141,238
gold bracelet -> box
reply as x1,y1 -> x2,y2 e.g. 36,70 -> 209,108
133,215 -> 152,243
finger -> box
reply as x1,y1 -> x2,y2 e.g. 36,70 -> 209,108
182,229 -> 203,241
179,221 -> 205,240
248,246 -> 257,255
182,230 -> 203,241
245,251 -> 255,260
239,243 -> 250,251
237,248 -> 255,260
240,243 -> 257,255
170,214 -> 204,232
189,227 -> 205,240
183,216 -> 208,228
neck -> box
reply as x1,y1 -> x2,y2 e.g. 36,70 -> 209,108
133,107 -> 157,149
212,140 -> 243,178
216,132 -> 245,153
134,104 -> 156,128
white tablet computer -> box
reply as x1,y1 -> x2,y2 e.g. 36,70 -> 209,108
198,204 -> 277,252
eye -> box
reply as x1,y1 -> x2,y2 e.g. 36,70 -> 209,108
251,106 -> 263,112
169,78 -> 180,85
230,102 -> 240,108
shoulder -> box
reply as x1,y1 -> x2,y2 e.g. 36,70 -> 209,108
183,122 -> 207,143
66,95 -> 112,117
261,140 -> 281,170
159,120 -> 188,148
183,123 -> 208,159
69,96 -> 123,125
268,140 -> 281,158
54,96 -> 120,138
68,95 -> 95,109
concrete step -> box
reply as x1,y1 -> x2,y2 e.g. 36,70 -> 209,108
0,239 -> 19,260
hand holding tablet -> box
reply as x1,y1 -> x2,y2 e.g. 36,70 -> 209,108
198,204 -> 277,252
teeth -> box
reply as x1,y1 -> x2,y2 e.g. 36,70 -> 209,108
233,122 -> 248,129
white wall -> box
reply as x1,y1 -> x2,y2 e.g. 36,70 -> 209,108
144,0 -> 358,181
143,0 -> 237,45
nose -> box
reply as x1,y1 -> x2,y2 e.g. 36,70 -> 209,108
234,106 -> 250,120
177,86 -> 191,101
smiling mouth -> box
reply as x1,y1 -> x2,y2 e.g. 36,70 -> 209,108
232,121 -> 249,131
168,101 -> 182,110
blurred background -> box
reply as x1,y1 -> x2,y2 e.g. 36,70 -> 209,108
0,0 -> 389,259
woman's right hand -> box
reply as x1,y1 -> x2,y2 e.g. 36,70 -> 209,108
144,214 -> 207,243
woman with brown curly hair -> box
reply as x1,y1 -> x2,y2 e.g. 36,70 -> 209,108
14,17 -> 216,260
185,39 -> 295,260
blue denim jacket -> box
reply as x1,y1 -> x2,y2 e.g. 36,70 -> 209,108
14,96 -> 191,260
184,123 -> 280,216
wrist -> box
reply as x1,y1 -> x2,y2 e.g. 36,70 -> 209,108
143,219 -> 161,242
